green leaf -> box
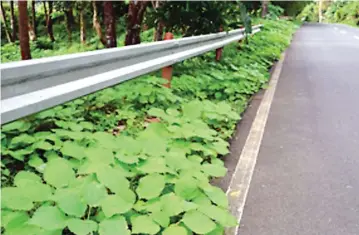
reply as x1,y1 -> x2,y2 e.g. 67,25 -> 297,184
1,187 -> 34,210
81,181 -> 107,206
67,219 -> 98,235
136,173 -> 165,200
44,158 -> 75,188
54,188 -> 87,217
150,211 -> 170,228
182,100 -> 202,120
115,152 -> 139,164
2,211 -> 29,230
29,154 -> 46,172
14,171 -> 41,186
96,166 -> 130,193
131,215 -> 160,235
174,175 -> 200,200
10,134 -> 35,146
199,205 -> 237,227
60,141 -> 86,160
2,120 -> 31,132
203,186 -> 229,208
18,181 -> 52,202
163,224 -> 188,235
201,163 -> 227,177
206,224 -> 224,235
85,147 -> 114,165
160,193 -> 184,216
137,157 -> 168,174
99,216 -> 130,235
100,195 -> 133,217
182,210 -> 216,234
33,141 -> 54,150
29,205 -> 67,230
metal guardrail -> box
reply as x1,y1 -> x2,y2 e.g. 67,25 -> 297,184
0,25 -> 262,124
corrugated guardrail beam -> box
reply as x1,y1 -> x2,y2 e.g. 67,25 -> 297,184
0,25 -> 262,124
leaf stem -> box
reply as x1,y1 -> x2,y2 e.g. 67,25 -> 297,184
87,206 -> 92,220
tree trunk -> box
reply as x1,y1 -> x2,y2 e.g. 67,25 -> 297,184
92,1 -> 106,46
10,0 -> 16,41
0,1 -> 13,43
47,1 -> 55,42
31,0 -> 37,38
43,1 -> 48,26
28,22 -> 37,41
261,0 -> 269,18
103,1 -> 116,48
80,8 -> 86,44
125,1 -> 148,46
18,1 -> 31,60
153,1 -> 164,41
64,10 -> 72,42
154,20 -> 164,41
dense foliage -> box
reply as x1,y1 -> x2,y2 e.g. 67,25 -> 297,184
1,19 -> 297,235
297,1 -> 359,27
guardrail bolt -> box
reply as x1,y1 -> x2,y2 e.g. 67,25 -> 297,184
215,25 -> 224,61
162,32 -> 174,88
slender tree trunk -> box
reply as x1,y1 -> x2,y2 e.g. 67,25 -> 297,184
28,22 -> 37,41
261,0 -> 269,18
125,1 -> 148,46
0,1 -> 13,43
103,1 -> 116,48
43,1 -> 48,26
153,1 -> 164,41
64,10 -> 72,42
154,20 -> 164,41
92,1 -> 106,46
47,1 -> 55,42
31,0 -> 37,37
18,1 -> 31,60
80,8 -> 86,44
10,0 -> 16,41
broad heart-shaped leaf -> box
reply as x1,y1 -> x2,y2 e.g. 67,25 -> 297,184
1,211 -> 29,230
137,157 -> 168,174
85,147 -> 115,165
60,141 -> 86,160
182,210 -> 216,234
160,193 -> 184,217
96,165 -> 130,193
115,152 -> 139,164
162,224 -> 187,235
174,175 -> 201,200
43,158 -> 75,188
131,215 -> 160,235
136,174 -> 165,200
14,171 -> 41,186
81,181 -> 107,206
18,181 -> 52,202
202,185 -> 229,208
3,224 -> 44,235
29,154 -> 46,172
100,194 -> 133,217
1,187 -> 34,210
67,218 -> 98,235
182,100 -> 202,120
150,210 -> 170,228
29,205 -> 67,230
198,205 -> 237,227
201,163 -> 227,177
99,216 -> 130,235
10,134 -> 35,146
53,188 -> 87,217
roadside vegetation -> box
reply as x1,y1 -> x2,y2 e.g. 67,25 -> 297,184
1,1 -> 299,235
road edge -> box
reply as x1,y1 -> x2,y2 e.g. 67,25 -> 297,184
224,52 -> 286,235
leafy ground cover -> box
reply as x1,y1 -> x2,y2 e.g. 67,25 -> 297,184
1,19 -> 297,235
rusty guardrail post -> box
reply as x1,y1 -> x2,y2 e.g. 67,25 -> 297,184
162,32 -> 174,88
215,25 -> 224,61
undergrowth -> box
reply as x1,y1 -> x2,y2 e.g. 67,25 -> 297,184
1,19 -> 297,235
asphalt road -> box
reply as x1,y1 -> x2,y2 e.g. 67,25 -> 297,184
239,23 -> 359,235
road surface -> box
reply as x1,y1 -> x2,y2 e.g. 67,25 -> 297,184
239,23 -> 359,235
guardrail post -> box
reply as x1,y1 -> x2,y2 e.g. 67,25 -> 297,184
162,32 -> 174,88
215,25 -> 224,61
